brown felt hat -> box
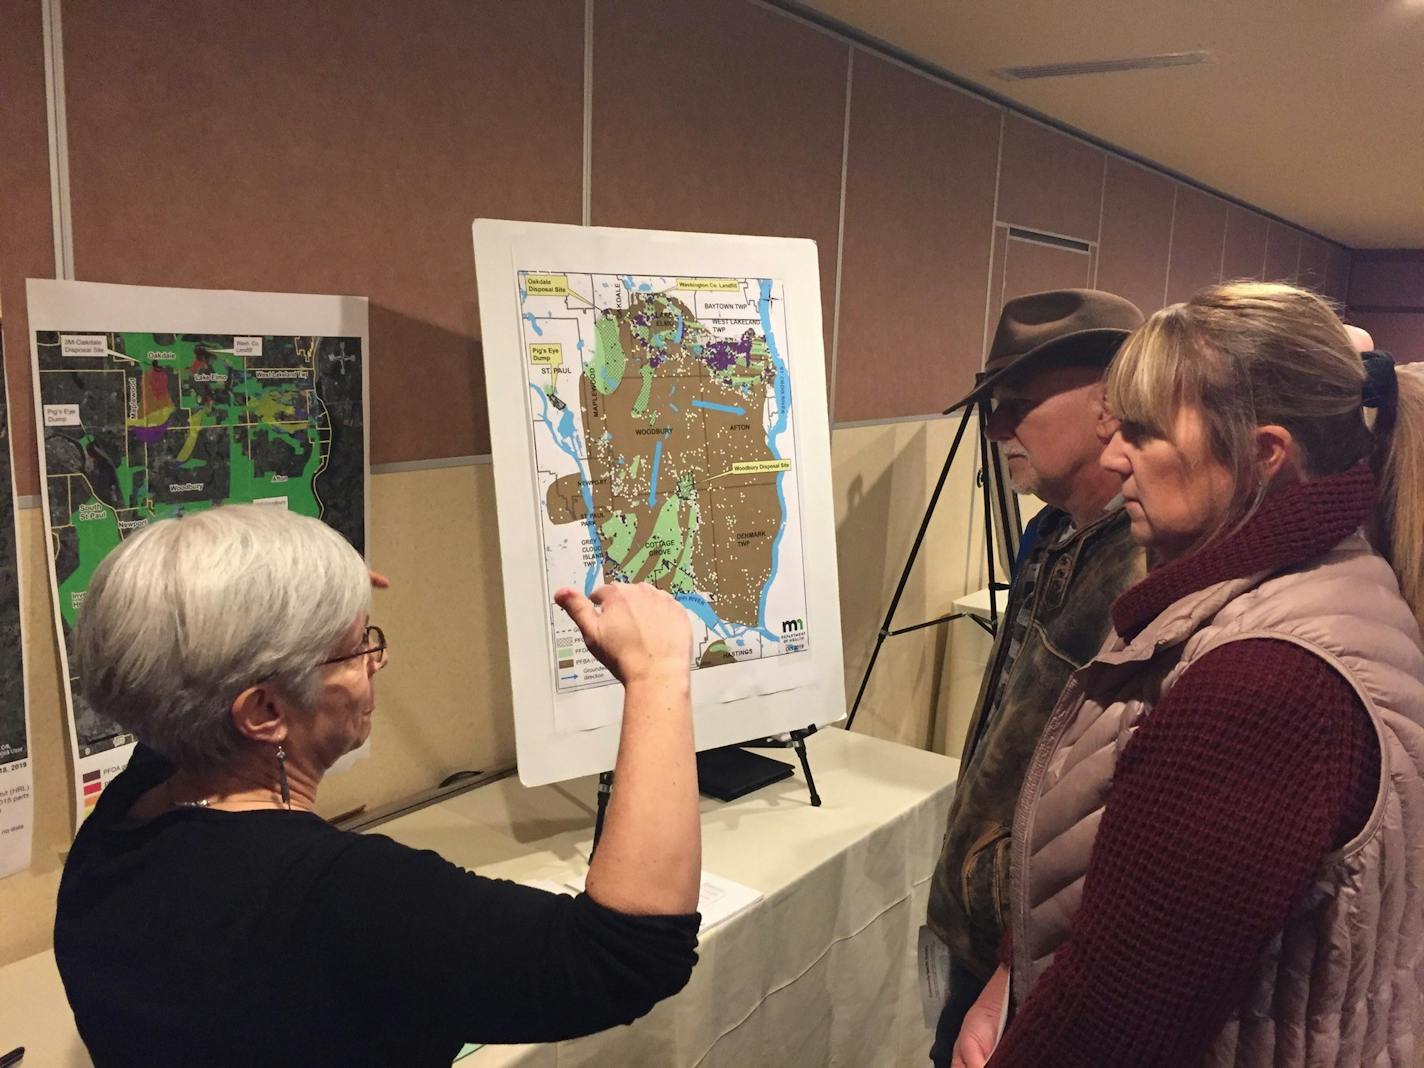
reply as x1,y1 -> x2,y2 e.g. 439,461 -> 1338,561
943,288 -> 1144,413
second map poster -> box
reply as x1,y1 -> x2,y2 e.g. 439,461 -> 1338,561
476,221 -> 845,786
27,280 -> 369,825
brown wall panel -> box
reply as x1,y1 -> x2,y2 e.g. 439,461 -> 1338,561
1095,158 -> 1174,316
1349,252 -> 1424,308
1347,311 -> 1424,362
1165,186 -> 1227,305
996,114 -> 1106,241
1001,238 -> 1093,304
1296,236 -> 1328,294
1221,205 -> 1268,283
591,1 -> 846,377
1349,252 -> 1424,359
834,54 -> 1000,422
63,0 -> 585,464
1263,220 -> 1302,282
0,0 -> 57,495
1325,246 -> 1354,304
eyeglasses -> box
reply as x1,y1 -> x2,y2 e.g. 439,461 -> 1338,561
321,624 -> 388,668
987,396 -> 1044,426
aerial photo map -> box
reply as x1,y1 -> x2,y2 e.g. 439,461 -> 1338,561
517,272 -> 810,694
0,337 -> 23,772
37,330 -> 365,761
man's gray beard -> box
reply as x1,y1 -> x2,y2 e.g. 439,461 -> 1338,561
1005,461 -> 1040,497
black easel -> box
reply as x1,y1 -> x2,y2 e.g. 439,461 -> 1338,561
743,725 -> 821,806
845,394 -> 1021,731
591,722 -> 824,856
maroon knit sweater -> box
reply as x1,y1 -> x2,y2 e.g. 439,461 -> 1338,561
990,465 -> 1383,1067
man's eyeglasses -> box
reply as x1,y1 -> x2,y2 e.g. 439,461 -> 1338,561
986,396 -> 1044,426
322,625 -> 388,668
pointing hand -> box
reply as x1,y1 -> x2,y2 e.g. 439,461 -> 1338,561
554,583 -> 691,687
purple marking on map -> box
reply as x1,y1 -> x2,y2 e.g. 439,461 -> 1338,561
703,338 -> 750,372
130,420 -> 170,444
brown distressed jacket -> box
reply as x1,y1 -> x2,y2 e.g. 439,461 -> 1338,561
926,504 -> 1144,979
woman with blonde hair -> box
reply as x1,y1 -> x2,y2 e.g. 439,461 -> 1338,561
953,282 -> 1424,1066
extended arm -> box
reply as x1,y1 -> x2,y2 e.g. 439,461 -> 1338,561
555,582 -> 700,916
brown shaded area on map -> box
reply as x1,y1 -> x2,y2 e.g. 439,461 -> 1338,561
546,470 -> 609,524
545,291 -> 782,627
698,641 -> 738,668
702,481 -> 778,624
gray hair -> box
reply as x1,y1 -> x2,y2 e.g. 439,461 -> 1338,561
75,505 -> 370,772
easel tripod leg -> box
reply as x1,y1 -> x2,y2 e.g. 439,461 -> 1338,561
792,737 -> 821,807
591,771 -> 613,856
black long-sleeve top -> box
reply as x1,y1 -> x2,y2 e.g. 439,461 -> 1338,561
54,746 -> 700,1067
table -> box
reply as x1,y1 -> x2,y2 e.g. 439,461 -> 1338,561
0,728 -> 957,1067
952,587 -> 996,621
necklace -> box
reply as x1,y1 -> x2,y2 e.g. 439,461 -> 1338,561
165,778 -> 294,812
167,780 -> 212,810
173,796 -> 296,811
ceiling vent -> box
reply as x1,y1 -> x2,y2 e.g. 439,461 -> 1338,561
991,51 -> 1210,81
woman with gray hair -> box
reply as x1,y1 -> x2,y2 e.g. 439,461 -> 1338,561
54,504 -> 701,1067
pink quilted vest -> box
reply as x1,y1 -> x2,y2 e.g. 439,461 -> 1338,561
1011,533 -> 1424,1066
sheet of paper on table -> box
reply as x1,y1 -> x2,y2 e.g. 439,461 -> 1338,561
529,871 -> 764,934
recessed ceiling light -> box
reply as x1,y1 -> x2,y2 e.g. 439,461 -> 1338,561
992,51 -> 1211,81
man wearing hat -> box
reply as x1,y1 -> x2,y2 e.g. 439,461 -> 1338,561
926,289 -> 1147,1065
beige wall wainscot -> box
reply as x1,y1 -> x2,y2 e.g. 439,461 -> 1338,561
835,416 -> 987,751
831,416 -> 1044,756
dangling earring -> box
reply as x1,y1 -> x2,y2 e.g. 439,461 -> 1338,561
276,744 -> 291,810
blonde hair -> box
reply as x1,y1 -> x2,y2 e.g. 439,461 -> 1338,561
1107,281 -> 1424,626
1381,362 -> 1424,627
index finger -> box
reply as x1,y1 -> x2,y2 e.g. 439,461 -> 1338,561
588,583 -> 621,607
554,587 -> 599,635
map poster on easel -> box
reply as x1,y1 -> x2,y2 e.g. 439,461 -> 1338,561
0,330 -> 32,879
26,280 -> 369,828
475,221 -> 845,787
